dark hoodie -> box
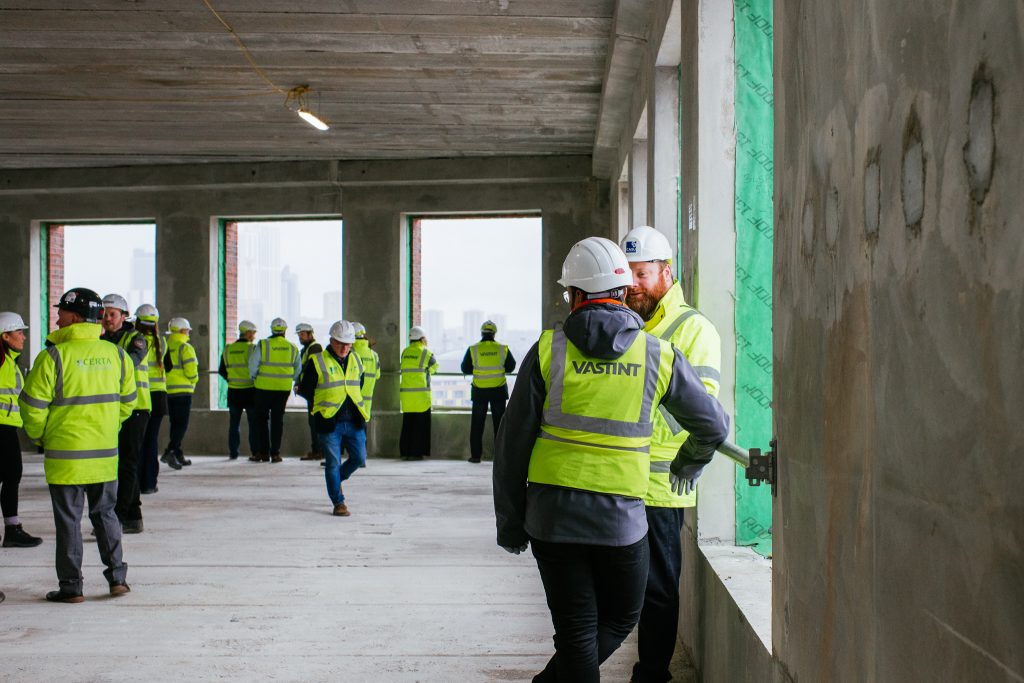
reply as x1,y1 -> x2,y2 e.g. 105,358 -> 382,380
492,302 -> 729,548
101,321 -> 148,369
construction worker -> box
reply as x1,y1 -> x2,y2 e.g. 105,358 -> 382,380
461,320 -> 516,463
249,318 -> 299,462
217,320 -> 258,461
0,312 -> 43,548
19,287 -> 136,602
295,322 -> 323,461
398,326 -> 436,461
352,322 -> 381,418
100,294 -> 150,534
162,317 -> 198,469
135,304 -> 165,493
492,237 -> 729,681
620,225 -> 723,683
297,320 -> 368,517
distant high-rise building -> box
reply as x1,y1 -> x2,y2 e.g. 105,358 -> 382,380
423,309 -> 444,342
463,309 -> 485,342
129,246 -> 156,305
280,266 -> 300,325
323,291 -> 343,319
487,313 -> 508,335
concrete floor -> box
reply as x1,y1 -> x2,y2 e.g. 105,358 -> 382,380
0,454 -> 654,682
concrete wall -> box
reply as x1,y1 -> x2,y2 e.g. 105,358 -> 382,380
0,156 -> 608,458
774,1 -> 1024,681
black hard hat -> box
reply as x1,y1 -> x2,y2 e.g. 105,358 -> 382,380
55,287 -> 103,322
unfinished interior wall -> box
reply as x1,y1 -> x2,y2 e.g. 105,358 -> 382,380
774,1 -> 1024,680
0,156 -> 606,458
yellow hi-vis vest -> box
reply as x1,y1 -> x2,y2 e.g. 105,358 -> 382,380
166,333 -> 198,395
144,334 -> 166,394
118,329 -> 151,412
399,341 -> 436,413
470,340 -> 509,389
19,323 -> 136,485
222,340 -> 255,389
527,327 -> 675,499
0,350 -> 24,428
311,351 -> 369,422
644,281 -> 722,508
254,336 -> 298,391
353,339 -> 381,418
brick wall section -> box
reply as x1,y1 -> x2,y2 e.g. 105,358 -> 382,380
224,221 -> 238,345
410,218 -> 421,327
47,224 -> 64,332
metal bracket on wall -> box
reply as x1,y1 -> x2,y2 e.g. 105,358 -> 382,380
716,438 -> 778,496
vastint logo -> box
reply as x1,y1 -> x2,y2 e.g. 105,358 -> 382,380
570,360 -> 640,377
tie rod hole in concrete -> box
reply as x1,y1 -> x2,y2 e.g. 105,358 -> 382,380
963,63 -> 995,207
901,106 -> 925,237
863,147 -> 881,245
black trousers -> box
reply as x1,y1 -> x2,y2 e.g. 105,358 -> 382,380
469,394 -> 506,459
166,394 -> 192,453
531,536 -> 650,683
140,391 -> 166,490
399,410 -> 431,458
253,389 -> 290,456
632,507 -> 685,683
227,388 -> 257,457
305,397 -> 320,454
115,410 -> 149,523
0,424 -> 23,520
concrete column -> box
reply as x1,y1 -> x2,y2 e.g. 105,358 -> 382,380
628,141 -> 648,229
647,66 -> 681,259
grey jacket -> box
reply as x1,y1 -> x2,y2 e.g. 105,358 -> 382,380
492,302 -> 729,548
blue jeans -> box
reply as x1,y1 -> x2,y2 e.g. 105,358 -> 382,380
321,420 -> 367,505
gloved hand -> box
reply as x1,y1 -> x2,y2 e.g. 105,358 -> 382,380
669,472 -> 697,496
502,543 -> 528,555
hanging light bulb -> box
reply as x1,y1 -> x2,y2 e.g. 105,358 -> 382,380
297,108 -> 329,131
285,86 -> 329,131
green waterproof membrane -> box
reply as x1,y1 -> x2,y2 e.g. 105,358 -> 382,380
733,0 -> 774,557
217,222 -> 228,409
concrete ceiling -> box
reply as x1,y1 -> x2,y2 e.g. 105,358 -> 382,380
0,0 -> 622,170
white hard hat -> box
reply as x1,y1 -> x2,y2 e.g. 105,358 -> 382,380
238,320 -> 257,333
135,304 -> 159,323
620,225 -> 673,262
0,311 -> 28,334
352,322 -> 367,339
557,237 -> 632,293
270,317 -> 288,333
102,293 -> 130,313
295,322 -> 314,334
409,326 -> 426,341
329,320 -> 356,344
168,317 -> 191,333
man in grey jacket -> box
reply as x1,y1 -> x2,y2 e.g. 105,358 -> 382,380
493,237 -> 729,682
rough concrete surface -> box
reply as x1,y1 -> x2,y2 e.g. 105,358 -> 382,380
0,456 -> 641,682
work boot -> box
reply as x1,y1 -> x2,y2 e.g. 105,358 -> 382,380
109,582 -> 131,596
229,453 -> 238,460
270,453 -> 282,463
121,519 -> 143,534
2,524 -> 43,548
45,590 -> 84,603
0,590 -> 5,603
174,450 -> 192,467
161,449 -> 182,470
248,454 -> 260,462
300,450 -> 320,461
332,503 -> 350,517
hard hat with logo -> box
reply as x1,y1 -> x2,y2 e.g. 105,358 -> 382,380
352,322 -> 367,339
620,225 -> 673,262
295,322 -> 314,334
409,326 -> 426,341
55,287 -> 104,322
102,293 -> 130,314
557,237 -> 632,293
329,320 -> 356,344
481,320 -> 498,334
270,317 -> 288,333
238,319 -> 257,333
135,304 -> 159,323
167,317 -> 192,333
0,312 -> 28,334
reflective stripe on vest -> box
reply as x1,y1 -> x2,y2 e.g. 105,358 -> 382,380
527,328 -> 674,499
117,330 -> 150,411
223,341 -> 255,389
311,351 -> 368,421
0,354 -> 23,427
145,338 -> 166,392
470,341 -> 508,389
254,337 -> 298,391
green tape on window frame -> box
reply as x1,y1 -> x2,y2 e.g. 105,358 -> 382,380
733,0 -> 774,557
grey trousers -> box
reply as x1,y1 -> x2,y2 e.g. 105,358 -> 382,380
49,481 -> 127,592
